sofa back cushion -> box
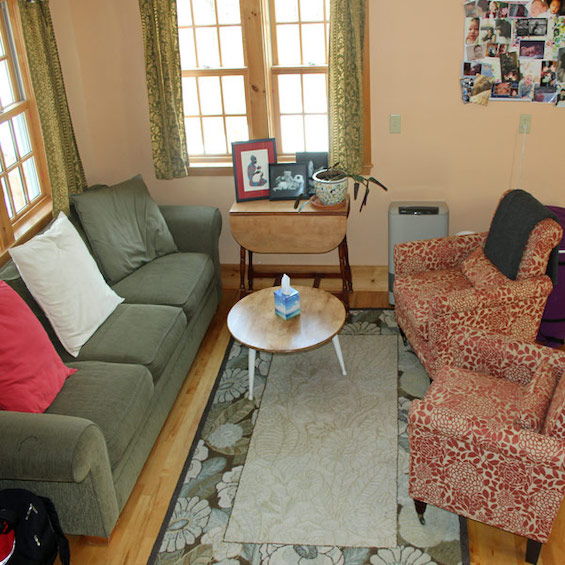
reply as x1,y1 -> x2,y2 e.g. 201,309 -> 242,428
543,371 -> 565,440
516,361 -> 558,432
71,175 -> 177,283
0,281 -> 76,412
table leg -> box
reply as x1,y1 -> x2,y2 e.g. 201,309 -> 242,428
239,246 -> 246,297
338,239 -> 350,310
248,347 -> 256,400
332,335 -> 347,376
342,235 -> 353,292
248,250 -> 254,291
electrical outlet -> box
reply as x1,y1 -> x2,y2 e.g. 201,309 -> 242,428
519,114 -> 531,134
389,114 -> 401,134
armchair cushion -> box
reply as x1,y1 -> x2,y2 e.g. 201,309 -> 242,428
517,361 -> 558,432
461,247 -> 511,289
394,269 -> 472,340
543,373 -> 565,440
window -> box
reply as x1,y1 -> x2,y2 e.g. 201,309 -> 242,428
176,0 -> 330,165
0,0 -> 50,252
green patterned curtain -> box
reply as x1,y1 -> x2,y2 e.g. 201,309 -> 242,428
138,0 -> 189,179
328,0 -> 366,172
18,0 -> 86,215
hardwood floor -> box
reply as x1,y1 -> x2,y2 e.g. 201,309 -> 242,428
66,268 -> 565,564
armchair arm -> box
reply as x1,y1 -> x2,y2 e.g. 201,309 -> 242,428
160,205 -> 222,297
394,232 -> 487,277
429,275 -> 553,316
445,326 -> 565,382
409,399 -> 565,467
0,412 -> 110,483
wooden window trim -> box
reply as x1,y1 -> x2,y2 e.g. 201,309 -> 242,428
0,0 -> 52,257
183,0 -> 372,174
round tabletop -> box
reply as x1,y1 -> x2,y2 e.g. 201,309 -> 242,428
227,286 -> 346,354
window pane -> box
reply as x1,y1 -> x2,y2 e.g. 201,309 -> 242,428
0,59 -> 15,108
219,26 -> 244,67
186,117 -> 204,154
301,23 -> 326,65
193,0 -> 216,25
23,157 -> 40,200
303,74 -> 327,112
278,74 -> 302,113
0,121 -> 16,167
274,0 -> 298,22
305,114 -> 328,151
196,27 -> 220,67
178,28 -> 197,68
217,0 -> 240,24
8,167 -> 25,212
281,115 -> 304,153
177,1 -> 193,26
198,76 -> 223,115
222,75 -> 246,114
225,116 -> 248,149
182,77 -> 200,115
276,25 -> 301,65
2,177 -> 13,218
13,113 -> 32,157
300,0 -> 324,21
202,116 -> 226,154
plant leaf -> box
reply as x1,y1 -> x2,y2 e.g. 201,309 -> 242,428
353,182 -> 359,199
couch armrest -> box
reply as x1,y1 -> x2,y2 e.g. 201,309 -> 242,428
394,232 -> 487,277
446,326 -> 565,381
0,412 -> 110,483
160,205 -> 222,297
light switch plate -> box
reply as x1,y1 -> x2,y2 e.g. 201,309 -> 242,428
519,114 -> 531,134
389,114 -> 401,134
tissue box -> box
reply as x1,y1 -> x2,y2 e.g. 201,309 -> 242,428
274,287 -> 301,320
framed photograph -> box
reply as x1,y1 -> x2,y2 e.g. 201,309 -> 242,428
268,163 -> 308,200
296,152 -> 328,196
231,138 -> 277,202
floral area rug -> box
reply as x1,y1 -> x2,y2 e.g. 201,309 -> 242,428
149,310 -> 469,565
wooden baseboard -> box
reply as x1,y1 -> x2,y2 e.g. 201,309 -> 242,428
221,264 -> 388,293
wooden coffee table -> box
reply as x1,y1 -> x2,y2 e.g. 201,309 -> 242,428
227,286 -> 347,400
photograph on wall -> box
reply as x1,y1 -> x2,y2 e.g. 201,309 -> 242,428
461,2 -> 565,106
268,163 -> 308,200
557,85 -> 565,106
231,138 -> 277,202
296,152 -> 328,195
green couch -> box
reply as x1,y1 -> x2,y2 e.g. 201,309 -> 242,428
0,203 -> 222,538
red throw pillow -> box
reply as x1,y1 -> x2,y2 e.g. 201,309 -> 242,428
0,281 -> 76,412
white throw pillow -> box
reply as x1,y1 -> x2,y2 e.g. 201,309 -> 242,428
9,212 -> 124,357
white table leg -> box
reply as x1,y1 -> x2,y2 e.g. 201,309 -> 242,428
248,347 -> 256,400
332,335 -> 347,376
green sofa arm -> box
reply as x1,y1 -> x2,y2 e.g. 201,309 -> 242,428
0,412 -> 110,483
160,205 -> 222,298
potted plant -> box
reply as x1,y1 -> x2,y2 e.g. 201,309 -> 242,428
311,163 -> 389,212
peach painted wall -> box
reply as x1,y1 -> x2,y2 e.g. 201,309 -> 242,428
50,0 -> 565,266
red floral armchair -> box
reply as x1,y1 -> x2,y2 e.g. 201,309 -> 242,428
408,327 -> 565,564
393,217 -> 563,373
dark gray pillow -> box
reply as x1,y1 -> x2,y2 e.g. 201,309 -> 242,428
71,175 -> 177,283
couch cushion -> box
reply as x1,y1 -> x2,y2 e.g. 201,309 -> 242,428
543,372 -> 565,440
47,361 -> 154,469
111,252 -> 214,319
394,269 -> 472,340
71,175 -> 177,284
461,247 -> 511,290
75,304 -> 186,381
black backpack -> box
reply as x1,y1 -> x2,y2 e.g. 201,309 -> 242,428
0,489 -> 70,565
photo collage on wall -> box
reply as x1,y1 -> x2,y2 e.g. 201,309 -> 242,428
461,1 -> 565,106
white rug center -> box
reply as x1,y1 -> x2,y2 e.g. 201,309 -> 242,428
225,334 -> 398,548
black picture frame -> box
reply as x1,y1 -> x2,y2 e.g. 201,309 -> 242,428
296,152 -> 329,195
268,163 -> 308,200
